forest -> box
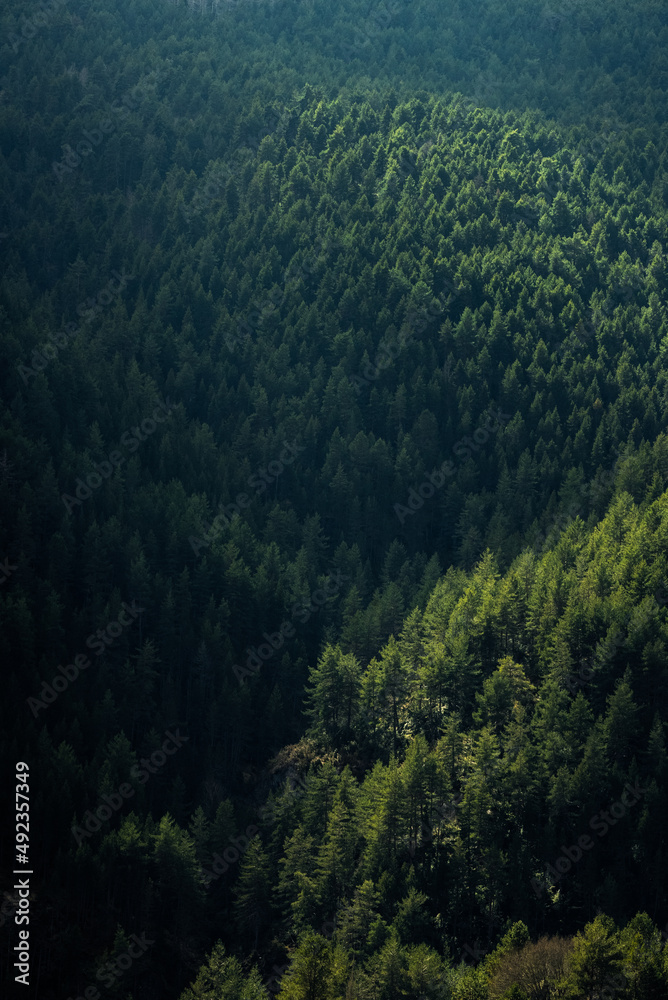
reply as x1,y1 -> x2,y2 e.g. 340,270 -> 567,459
1,0 -> 668,996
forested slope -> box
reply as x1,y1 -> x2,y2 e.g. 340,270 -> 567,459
187,482 -> 668,998
2,0 -> 668,996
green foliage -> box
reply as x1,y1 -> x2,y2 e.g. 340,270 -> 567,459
178,941 -> 268,1000
277,932 -> 334,1000
4,0 -> 668,996
564,915 -> 624,999
234,836 -> 271,951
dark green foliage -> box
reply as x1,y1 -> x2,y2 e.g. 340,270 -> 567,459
3,0 -> 668,997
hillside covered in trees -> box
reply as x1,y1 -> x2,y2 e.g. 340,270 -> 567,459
2,0 -> 668,996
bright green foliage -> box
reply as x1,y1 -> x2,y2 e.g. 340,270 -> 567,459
277,932 -> 334,1000
564,915 -> 624,999
4,0 -> 668,995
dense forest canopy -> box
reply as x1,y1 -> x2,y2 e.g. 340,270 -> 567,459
1,0 -> 668,997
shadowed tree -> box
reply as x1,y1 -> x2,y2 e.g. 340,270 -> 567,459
178,940 -> 269,999
233,835 -> 271,951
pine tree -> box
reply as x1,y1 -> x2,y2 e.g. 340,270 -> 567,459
277,931 -> 333,1000
234,835 -> 271,951
565,915 -> 624,1000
